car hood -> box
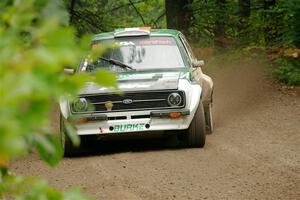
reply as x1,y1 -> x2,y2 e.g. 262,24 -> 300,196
79,71 -> 186,94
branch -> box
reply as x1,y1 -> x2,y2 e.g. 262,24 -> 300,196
149,11 -> 166,28
109,0 -> 146,12
155,11 -> 166,23
128,0 -> 146,25
72,11 -> 107,32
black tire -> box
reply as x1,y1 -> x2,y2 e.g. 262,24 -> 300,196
60,115 -> 82,157
180,101 -> 206,148
204,102 -> 214,134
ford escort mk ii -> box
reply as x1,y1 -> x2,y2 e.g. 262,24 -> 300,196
60,28 -> 214,156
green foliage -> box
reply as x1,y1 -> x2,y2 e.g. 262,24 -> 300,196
0,0 -> 116,199
63,0 -> 300,49
0,0 -> 77,163
64,120 -> 81,147
0,175 -> 92,200
275,0 -> 300,47
273,58 -> 300,86
33,134 -> 63,167
0,0 -> 116,162
186,0 -> 217,46
184,0 -> 300,48
65,0 -> 166,35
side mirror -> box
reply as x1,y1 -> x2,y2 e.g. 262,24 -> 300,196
192,59 -> 205,68
64,68 -> 75,75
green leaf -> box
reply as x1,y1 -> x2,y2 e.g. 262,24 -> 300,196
64,121 -> 80,147
34,134 -> 63,167
63,188 -> 93,200
42,0 -> 69,26
94,69 -> 117,88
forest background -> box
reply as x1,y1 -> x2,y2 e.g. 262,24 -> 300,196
66,0 -> 300,85
0,0 -> 299,199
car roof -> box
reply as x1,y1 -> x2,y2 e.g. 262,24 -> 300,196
92,29 -> 181,42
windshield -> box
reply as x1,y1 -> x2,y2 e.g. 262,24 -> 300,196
83,36 -> 185,72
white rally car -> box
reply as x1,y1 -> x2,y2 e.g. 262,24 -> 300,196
60,28 -> 214,156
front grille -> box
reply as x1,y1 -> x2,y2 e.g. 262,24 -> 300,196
71,90 -> 185,114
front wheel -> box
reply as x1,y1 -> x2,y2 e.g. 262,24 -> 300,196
179,101 -> 206,148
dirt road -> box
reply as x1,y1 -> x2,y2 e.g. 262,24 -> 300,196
12,57 -> 300,199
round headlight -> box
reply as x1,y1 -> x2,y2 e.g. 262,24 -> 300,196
72,98 -> 88,112
167,93 -> 182,106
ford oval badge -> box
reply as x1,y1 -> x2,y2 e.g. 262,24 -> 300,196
123,99 -> 133,104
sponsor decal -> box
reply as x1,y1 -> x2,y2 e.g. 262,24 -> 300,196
113,123 -> 145,132
138,39 -> 174,45
119,41 -> 135,46
180,69 -> 192,81
117,39 -> 175,46
118,72 -> 180,80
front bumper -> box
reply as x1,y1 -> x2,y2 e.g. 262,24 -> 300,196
71,109 -> 192,135
61,79 -> 202,136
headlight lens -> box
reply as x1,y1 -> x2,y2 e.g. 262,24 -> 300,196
72,98 -> 88,112
167,92 -> 182,106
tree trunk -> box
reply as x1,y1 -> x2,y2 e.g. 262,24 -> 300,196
264,0 -> 278,45
238,0 -> 251,44
214,0 -> 227,48
293,8 -> 300,48
239,0 -> 250,18
264,0 -> 276,10
165,0 -> 192,35
69,0 -> 77,24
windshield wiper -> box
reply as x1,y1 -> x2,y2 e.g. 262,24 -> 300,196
99,57 -> 135,71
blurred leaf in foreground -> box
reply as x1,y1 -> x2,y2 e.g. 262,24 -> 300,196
0,0 -> 115,199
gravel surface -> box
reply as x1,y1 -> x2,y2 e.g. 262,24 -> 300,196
12,58 -> 300,200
